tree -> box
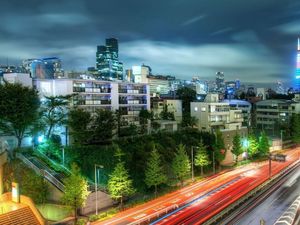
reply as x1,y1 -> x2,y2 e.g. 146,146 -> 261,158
144,147 -> 167,197
258,131 -> 270,156
181,113 -> 198,128
176,87 -> 196,114
248,134 -> 259,157
139,109 -> 152,134
68,108 -> 92,145
0,81 -> 40,147
231,134 -> 242,164
291,113 -> 300,144
62,164 -> 89,223
172,144 -> 191,186
93,109 -> 116,142
213,129 -> 226,166
107,162 -> 135,209
41,95 -> 72,139
160,105 -> 175,121
194,140 -> 210,176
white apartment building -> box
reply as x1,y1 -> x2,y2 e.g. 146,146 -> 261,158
34,78 -> 150,126
191,94 -> 248,165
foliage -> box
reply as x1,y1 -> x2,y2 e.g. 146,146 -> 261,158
194,140 -> 210,175
291,113 -> 300,144
176,87 -> 196,113
181,113 -> 198,128
144,146 -> 167,197
68,108 -> 92,145
107,162 -> 135,209
160,105 -> 175,121
258,131 -> 270,156
0,81 -> 40,147
172,144 -> 191,186
93,109 -> 116,143
62,164 -> 89,222
231,134 -> 243,163
37,135 -> 62,161
139,109 -> 152,134
41,95 -> 72,139
213,129 -> 226,164
3,160 -> 49,204
248,134 -> 259,157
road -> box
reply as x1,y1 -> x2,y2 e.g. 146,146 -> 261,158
232,162 -> 300,225
93,148 -> 299,225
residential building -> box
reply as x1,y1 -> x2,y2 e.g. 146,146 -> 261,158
255,99 -> 300,134
191,93 -> 248,165
34,78 -> 150,126
96,38 -> 123,80
152,99 -> 183,123
222,99 -> 252,127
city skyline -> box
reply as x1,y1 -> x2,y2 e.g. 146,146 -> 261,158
0,0 -> 300,86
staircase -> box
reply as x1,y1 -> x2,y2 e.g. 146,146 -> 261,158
0,206 -> 41,225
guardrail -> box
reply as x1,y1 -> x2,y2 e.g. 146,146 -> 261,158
202,160 -> 300,225
16,153 -> 65,192
273,195 -> 300,225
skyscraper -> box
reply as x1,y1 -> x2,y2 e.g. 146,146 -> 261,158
96,38 -> 123,80
296,38 -> 300,90
216,72 -> 225,93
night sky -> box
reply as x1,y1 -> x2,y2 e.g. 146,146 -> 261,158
1,0 -> 300,86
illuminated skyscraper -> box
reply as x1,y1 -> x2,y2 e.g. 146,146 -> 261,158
96,38 -> 123,80
296,38 -> 300,90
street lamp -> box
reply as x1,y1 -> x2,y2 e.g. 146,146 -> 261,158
95,164 -> 104,215
212,151 -> 215,175
268,153 -> 272,179
191,146 -> 199,182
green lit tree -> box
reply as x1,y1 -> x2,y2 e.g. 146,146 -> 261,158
107,162 -> 135,209
172,144 -> 191,186
231,134 -> 242,164
248,134 -> 259,157
0,81 -> 40,148
62,164 -> 89,223
144,147 -> 167,197
258,131 -> 270,156
194,140 -> 210,176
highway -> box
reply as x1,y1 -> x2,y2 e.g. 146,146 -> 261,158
229,161 -> 300,225
93,148 -> 299,225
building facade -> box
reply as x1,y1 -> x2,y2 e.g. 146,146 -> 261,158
96,38 -> 123,80
152,99 -> 183,123
255,99 -> 300,135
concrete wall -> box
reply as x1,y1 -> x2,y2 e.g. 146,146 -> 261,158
80,191 -> 114,215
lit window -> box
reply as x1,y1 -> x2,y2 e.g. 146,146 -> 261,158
194,107 -> 198,112
201,107 -> 206,112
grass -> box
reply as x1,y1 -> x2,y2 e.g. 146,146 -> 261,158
37,204 -> 72,221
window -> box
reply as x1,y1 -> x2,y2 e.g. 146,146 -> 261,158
201,107 -> 206,112
194,107 -> 198,112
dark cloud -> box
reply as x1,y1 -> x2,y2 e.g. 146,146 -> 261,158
0,0 -> 300,86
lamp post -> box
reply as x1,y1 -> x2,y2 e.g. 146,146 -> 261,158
61,147 -> 65,166
268,153 -> 272,179
213,151 -> 215,174
95,164 -> 103,215
191,146 -> 199,182
280,130 -> 283,149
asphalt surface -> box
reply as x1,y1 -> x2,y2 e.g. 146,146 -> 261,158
235,165 -> 300,225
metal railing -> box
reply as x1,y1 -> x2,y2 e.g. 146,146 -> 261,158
273,195 -> 300,225
16,153 -> 65,192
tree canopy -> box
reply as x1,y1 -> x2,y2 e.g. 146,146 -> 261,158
144,146 -> 167,197
0,81 -> 40,147
194,140 -> 210,176
172,144 -> 191,186
231,134 -> 243,163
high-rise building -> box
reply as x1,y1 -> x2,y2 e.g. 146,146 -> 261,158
96,38 -> 123,80
22,57 -> 62,79
216,72 -> 225,93
296,38 -> 300,90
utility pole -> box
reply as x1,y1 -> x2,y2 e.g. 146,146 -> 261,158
269,153 -> 272,179
95,164 -> 104,215
213,151 -> 216,174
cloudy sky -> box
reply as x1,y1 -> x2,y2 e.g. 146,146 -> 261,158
1,0 -> 300,86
